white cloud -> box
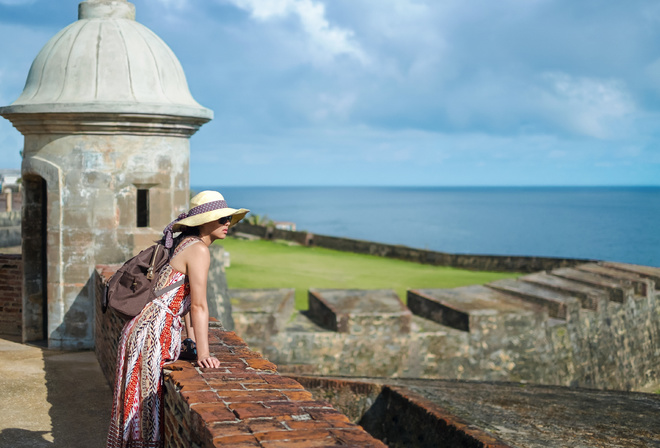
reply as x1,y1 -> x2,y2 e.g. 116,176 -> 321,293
225,0 -> 367,64
540,73 -> 635,139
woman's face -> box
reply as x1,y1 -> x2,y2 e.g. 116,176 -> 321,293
203,216 -> 231,241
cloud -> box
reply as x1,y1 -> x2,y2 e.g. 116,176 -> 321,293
225,0 -> 367,64
539,73 -> 635,139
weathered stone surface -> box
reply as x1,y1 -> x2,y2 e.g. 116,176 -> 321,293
233,262 -> 660,392
230,288 -> 295,343
308,289 -> 411,335
294,375 -> 660,448
487,278 -> 581,319
408,285 -> 541,331
551,267 -> 633,302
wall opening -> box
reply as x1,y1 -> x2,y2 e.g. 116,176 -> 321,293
22,174 -> 48,341
136,189 -> 149,228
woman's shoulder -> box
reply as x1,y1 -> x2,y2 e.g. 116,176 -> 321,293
174,236 -> 207,255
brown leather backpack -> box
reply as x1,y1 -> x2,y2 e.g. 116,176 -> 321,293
102,243 -> 183,320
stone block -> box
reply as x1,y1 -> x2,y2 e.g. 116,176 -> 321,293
230,288 -> 295,345
408,285 -> 541,332
487,278 -> 579,319
307,289 -> 411,335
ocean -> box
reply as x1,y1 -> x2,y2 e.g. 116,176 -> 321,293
197,186 -> 660,268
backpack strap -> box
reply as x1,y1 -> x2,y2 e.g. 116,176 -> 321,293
154,278 -> 185,298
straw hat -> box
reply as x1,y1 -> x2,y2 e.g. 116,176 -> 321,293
162,190 -> 249,248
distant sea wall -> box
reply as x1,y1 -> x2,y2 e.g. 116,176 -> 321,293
233,222 -> 592,273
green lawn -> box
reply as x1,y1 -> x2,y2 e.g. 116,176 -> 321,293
219,237 -> 520,310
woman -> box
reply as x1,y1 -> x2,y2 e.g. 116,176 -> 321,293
106,191 -> 248,448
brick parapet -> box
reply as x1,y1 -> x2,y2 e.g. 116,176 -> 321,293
95,264 -> 386,447
0,253 -> 23,336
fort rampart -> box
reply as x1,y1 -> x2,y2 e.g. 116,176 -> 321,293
233,223 -> 591,273
94,265 -> 387,448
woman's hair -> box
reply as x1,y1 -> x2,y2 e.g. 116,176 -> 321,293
158,225 -> 200,257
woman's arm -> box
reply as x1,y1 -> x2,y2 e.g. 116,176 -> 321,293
183,314 -> 195,342
183,242 -> 220,368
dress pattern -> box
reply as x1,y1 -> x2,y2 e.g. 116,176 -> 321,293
106,237 -> 200,448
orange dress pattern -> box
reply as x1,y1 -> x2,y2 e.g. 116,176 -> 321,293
106,237 -> 200,448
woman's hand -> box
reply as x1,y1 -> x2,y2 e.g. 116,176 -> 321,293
197,355 -> 220,369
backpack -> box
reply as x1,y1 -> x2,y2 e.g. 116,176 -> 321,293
102,243 -> 184,320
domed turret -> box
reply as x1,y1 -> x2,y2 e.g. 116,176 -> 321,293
0,0 -> 213,349
3,0 -> 211,120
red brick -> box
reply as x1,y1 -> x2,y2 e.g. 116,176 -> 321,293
190,403 -> 238,424
172,379 -> 211,392
181,390 -> 221,405
229,402 -> 304,420
307,409 -> 351,423
262,375 -> 304,387
285,420 -> 336,431
202,372 -> 267,383
259,435 -> 340,448
245,357 -> 278,371
212,434 -> 260,447
167,368 -> 203,385
204,379 -> 248,390
331,429 -> 387,446
231,347 -> 259,357
218,390 -> 286,403
242,383 -> 305,391
246,419 -> 289,433
255,429 -> 335,442
216,331 -> 249,347
207,421 -> 250,438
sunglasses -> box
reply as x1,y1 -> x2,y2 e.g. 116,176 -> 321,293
218,216 -> 232,225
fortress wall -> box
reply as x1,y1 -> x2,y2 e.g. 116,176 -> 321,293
252,286 -> 660,391
94,266 -> 386,448
234,223 -> 590,273
0,254 -> 22,336
0,211 -> 21,248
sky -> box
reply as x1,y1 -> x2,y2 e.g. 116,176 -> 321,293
0,0 -> 659,186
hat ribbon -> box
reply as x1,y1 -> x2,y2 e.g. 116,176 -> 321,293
162,200 -> 229,249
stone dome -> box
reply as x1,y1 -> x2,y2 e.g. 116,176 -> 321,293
2,0 -> 212,120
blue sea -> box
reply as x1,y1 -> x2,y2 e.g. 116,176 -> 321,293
197,186 -> 660,268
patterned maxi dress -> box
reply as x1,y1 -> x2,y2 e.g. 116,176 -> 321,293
106,237 -> 201,448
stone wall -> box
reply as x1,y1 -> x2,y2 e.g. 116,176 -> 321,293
0,254 -> 22,336
0,211 -> 20,247
233,262 -> 660,392
233,223 -> 591,273
94,266 -> 386,447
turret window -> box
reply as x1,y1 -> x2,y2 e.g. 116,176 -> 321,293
137,189 -> 149,227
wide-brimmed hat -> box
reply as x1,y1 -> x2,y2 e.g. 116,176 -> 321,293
162,190 -> 249,248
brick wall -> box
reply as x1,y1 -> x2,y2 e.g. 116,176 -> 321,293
0,254 -> 22,336
95,266 -> 387,447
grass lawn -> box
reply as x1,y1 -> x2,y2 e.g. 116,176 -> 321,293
219,237 -> 520,310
